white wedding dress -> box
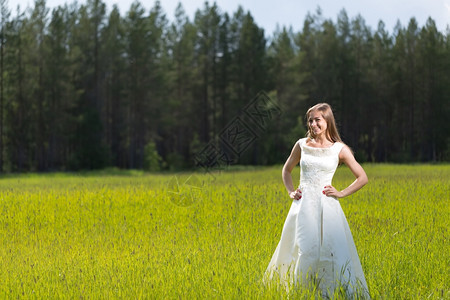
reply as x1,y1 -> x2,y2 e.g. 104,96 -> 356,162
264,138 -> 369,298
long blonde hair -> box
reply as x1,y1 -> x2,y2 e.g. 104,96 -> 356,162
305,103 -> 342,143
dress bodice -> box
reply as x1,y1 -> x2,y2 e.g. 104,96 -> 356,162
298,138 -> 344,190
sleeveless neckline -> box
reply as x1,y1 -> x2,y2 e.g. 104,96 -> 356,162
302,138 -> 337,149
303,142 -> 336,149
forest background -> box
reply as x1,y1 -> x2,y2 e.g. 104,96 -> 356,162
0,0 -> 449,172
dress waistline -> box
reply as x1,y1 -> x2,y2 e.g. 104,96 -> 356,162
299,180 -> 331,190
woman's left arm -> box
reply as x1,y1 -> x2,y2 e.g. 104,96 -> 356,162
323,145 -> 368,198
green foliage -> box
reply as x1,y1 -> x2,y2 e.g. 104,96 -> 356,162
143,141 -> 162,172
285,115 -> 307,145
0,1 -> 448,173
165,152 -> 184,171
0,164 -> 448,298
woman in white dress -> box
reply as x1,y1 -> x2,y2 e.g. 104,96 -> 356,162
264,103 -> 370,298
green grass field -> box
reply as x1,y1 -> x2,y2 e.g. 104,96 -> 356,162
0,164 -> 448,299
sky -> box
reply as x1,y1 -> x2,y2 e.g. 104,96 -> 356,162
5,0 -> 450,35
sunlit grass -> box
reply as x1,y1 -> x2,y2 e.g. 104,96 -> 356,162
0,164 -> 448,298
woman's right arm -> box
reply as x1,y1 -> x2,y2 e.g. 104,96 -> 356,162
282,141 -> 302,200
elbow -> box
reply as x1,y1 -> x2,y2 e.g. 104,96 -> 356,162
281,163 -> 290,174
281,165 -> 292,179
361,174 -> 368,186
281,167 -> 288,178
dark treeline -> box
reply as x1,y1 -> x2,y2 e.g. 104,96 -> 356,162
0,0 -> 448,172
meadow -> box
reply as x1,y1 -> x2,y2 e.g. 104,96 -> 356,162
0,164 -> 448,299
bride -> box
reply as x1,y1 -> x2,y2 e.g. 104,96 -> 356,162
264,103 -> 370,298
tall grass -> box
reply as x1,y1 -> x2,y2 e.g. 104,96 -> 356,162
0,164 -> 448,298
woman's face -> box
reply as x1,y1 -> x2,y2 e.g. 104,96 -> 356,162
308,110 -> 328,137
